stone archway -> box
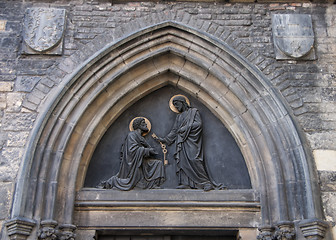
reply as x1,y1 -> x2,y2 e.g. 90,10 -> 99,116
6,22 -> 328,240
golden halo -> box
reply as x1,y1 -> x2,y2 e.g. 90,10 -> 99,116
169,94 -> 191,113
129,117 -> 151,136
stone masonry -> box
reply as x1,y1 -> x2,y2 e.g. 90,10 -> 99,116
0,0 -> 335,239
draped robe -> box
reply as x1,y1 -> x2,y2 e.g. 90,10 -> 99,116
165,107 -> 213,188
100,131 -> 165,190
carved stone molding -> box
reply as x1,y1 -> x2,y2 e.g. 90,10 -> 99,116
299,219 -> 329,240
22,7 -> 66,55
38,220 -> 58,240
5,217 -> 36,240
274,221 -> 295,240
257,225 -> 275,240
271,14 -> 316,60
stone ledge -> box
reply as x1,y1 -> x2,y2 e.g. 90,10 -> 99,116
77,188 -> 259,202
74,209 -> 260,228
75,189 -> 261,212
96,228 -> 239,237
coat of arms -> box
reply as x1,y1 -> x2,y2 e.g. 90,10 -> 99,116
272,14 -> 316,60
23,8 -> 66,55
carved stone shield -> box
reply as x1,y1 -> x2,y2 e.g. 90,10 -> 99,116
23,8 -> 66,53
272,14 -> 315,60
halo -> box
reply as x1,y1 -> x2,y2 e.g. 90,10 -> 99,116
129,117 -> 151,136
169,94 -> 191,113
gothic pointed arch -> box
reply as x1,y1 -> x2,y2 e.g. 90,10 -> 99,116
6,21 -> 327,240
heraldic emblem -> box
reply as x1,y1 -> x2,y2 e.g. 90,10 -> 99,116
23,8 -> 66,55
272,14 -> 316,60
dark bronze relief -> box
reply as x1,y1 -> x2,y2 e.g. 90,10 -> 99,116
87,86 -> 251,190
97,117 -> 165,190
154,95 -> 224,191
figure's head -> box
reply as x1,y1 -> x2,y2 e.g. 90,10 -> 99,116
173,96 -> 189,113
132,117 -> 148,133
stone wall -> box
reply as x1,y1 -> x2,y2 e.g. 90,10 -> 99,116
0,0 -> 335,239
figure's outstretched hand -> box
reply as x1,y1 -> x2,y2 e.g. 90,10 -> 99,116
149,148 -> 158,155
152,133 -> 166,144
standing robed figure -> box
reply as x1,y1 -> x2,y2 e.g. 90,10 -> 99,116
157,95 -> 222,191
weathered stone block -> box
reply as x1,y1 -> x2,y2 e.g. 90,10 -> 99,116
322,88 -> 336,102
0,93 -> 6,109
0,82 -> 14,92
74,229 -> 96,240
6,132 -> 29,147
239,228 -> 258,239
26,94 -> 41,105
6,93 -> 23,112
3,20 -> 21,34
314,150 -> 336,171
321,192 -> 336,223
325,5 -> 336,37
307,131 -> 336,150
0,20 -> 6,31
21,100 -> 38,111
15,76 -> 41,92
3,113 -> 36,131
0,182 -> 13,218
0,147 -> 24,181
319,171 -> 336,192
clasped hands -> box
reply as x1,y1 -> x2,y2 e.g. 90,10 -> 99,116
153,126 -> 187,145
